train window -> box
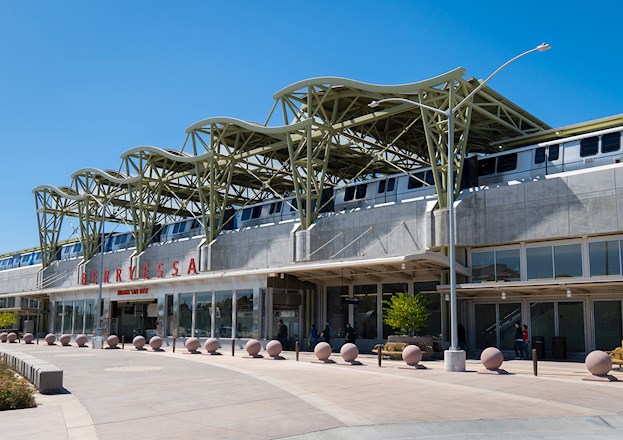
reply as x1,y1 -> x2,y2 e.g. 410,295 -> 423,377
241,208 -> 252,221
602,132 -> 621,153
425,171 -> 435,185
497,153 -> 517,173
73,244 -> 82,252
290,199 -> 298,212
251,206 -> 262,219
548,145 -> 560,161
378,180 -> 386,194
355,184 -> 367,199
344,186 -> 356,201
269,201 -> 282,215
478,158 -> 496,176
580,136 -> 598,157
408,173 -> 425,189
534,147 -> 546,164
387,178 -> 395,192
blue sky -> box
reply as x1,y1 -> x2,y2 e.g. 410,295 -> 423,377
0,1 -> 621,254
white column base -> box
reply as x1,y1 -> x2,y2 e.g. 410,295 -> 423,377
444,349 -> 466,372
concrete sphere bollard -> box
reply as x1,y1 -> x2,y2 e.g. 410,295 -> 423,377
45,333 -> 56,345
245,339 -> 262,356
149,336 -> 163,350
402,345 -> 423,366
133,335 -> 146,350
585,350 -> 612,376
266,340 -> 283,357
59,334 -> 71,346
314,342 -> 332,361
0,332 -> 7,342
75,334 -> 88,347
7,332 -> 17,343
204,338 -> 220,353
481,347 -> 504,370
23,333 -> 34,344
107,335 -> 119,348
185,337 -> 201,353
340,343 -> 359,363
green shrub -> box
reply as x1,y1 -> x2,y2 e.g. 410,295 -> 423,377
383,292 -> 431,336
0,362 -> 36,411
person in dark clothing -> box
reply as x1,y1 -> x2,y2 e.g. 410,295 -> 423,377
278,319 -> 288,350
309,324 -> 319,351
321,323 -> 332,346
457,323 -> 467,351
344,323 -> 356,345
513,321 -> 523,359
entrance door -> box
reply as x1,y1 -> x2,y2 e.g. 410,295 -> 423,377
273,308 -> 299,350
114,300 -> 158,341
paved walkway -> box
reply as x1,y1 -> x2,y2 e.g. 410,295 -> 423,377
1,342 -> 623,439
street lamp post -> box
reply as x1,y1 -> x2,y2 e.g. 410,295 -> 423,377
90,196 -> 110,349
370,43 -> 551,371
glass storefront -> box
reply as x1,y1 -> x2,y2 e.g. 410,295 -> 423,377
215,290 -> 232,338
195,292 -> 212,338
74,300 -> 85,335
85,299 -> 95,334
594,300 -> 622,350
326,286 -> 348,338
63,300 -> 74,333
236,290 -> 253,339
353,284 -> 377,339
178,293 -> 193,337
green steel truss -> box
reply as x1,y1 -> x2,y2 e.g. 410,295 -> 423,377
33,68 -> 550,268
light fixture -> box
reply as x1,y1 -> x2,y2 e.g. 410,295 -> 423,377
501,291 -> 507,300
401,263 -> 406,270
445,293 -> 450,302
566,288 -> 572,298
280,273 -> 285,279
537,42 -> 552,52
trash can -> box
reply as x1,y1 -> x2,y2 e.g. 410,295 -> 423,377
532,336 -> 545,359
552,336 -> 566,360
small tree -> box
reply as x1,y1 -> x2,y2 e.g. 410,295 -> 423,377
0,311 -> 18,329
383,292 -> 430,336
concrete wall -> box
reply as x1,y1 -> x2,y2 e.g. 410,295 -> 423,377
0,265 -> 40,294
453,165 -> 623,247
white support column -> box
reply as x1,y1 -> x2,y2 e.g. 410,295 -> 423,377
377,282 -> 383,340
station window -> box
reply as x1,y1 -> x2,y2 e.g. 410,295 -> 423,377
589,240 -> 622,276
471,249 -> 520,283
478,157 -> 496,176
527,243 -> 583,280
601,132 -> 621,154
580,136 -> 599,157
497,153 -> 517,173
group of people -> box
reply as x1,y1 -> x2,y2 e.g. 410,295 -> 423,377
308,322 -> 356,351
514,321 -> 530,359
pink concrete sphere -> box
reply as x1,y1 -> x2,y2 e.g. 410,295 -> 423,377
107,335 -> 119,348
133,335 -> 146,349
402,345 -> 423,366
481,347 -> 504,370
45,333 -> 56,345
75,334 -> 88,347
149,336 -> 163,350
204,338 -> 220,353
266,340 -> 283,357
185,337 -> 201,352
585,350 -> 612,376
245,339 -> 261,356
23,333 -> 34,344
7,332 -> 17,343
340,343 -> 359,362
0,332 -> 7,342
59,334 -> 71,346
314,342 -> 332,361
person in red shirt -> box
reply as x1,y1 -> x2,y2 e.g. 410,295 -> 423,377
522,324 -> 530,359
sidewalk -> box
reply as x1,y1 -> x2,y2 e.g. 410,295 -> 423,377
1,342 -> 622,439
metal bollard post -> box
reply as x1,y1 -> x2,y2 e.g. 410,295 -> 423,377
378,348 -> 382,367
232,339 -> 235,357
122,336 -> 125,350
295,341 -> 300,361
36,336 -> 39,345
172,338 -> 176,353
532,348 -> 538,376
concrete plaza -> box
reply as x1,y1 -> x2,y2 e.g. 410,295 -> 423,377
1,342 -> 623,439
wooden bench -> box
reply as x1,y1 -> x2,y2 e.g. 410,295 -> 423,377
607,347 -> 623,369
372,341 -> 433,360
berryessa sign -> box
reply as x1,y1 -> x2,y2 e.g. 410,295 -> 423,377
82,258 -> 199,285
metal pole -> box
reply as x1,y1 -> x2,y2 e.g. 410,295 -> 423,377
295,340 -> 300,361
447,102 -> 458,352
532,348 -> 538,376
95,199 -> 107,348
